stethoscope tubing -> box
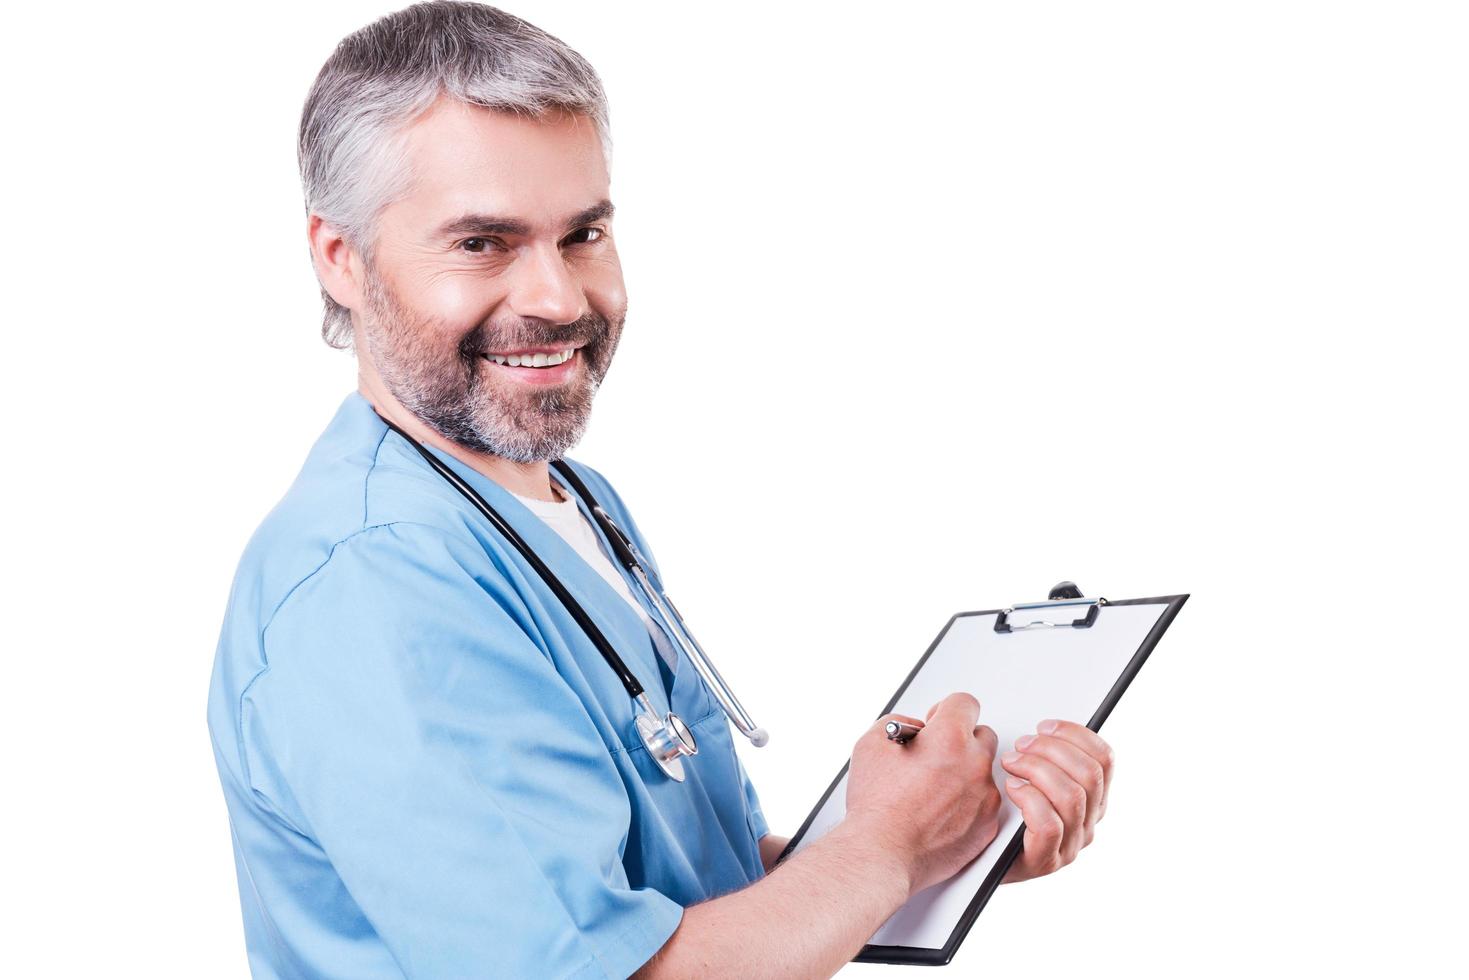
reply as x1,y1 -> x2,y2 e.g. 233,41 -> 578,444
548,457 -> 768,747
378,415 -> 648,700
378,412 -> 768,756
623,562 -> 767,746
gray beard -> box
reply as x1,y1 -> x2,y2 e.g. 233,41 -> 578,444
359,266 -> 620,462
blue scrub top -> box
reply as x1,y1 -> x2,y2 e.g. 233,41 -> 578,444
207,392 -> 769,979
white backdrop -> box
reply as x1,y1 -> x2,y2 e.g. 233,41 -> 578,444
4,1 -> 1465,976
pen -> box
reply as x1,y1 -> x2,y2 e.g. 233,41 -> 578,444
884,720 -> 923,744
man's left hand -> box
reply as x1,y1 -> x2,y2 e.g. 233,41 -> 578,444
998,719 -> 1115,883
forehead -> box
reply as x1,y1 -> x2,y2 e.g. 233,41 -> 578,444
393,96 -> 609,225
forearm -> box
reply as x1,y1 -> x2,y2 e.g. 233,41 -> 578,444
634,822 -> 909,979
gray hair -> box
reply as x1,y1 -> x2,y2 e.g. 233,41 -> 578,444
298,1 -> 611,348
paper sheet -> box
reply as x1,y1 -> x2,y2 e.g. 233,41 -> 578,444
785,601 -> 1173,951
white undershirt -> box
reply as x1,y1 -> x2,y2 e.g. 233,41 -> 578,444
512,480 -> 679,672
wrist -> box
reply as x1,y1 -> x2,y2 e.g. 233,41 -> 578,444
825,815 -> 918,905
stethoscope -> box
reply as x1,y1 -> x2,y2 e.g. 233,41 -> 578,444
378,414 -> 769,782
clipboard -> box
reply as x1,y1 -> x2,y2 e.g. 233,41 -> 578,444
777,584 -> 1188,966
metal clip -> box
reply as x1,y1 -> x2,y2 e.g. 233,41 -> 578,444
994,582 -> 1107,633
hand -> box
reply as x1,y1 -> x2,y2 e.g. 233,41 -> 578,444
844,693 -> 1004,897
999,719 -> 1115,883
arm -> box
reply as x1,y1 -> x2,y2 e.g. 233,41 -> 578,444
636,822 -> 911,978
249,525 -> 686,978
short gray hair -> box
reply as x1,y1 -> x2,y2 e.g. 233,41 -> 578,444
298,1 -> 611,348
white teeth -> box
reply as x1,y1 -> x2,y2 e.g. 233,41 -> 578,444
485,349 -> 575,368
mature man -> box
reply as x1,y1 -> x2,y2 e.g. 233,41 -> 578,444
207,3 -> 1116,977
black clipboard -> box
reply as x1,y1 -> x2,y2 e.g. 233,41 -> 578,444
776,587 -> 1188,966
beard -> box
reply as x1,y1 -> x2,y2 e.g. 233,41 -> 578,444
358,263 -> 623,462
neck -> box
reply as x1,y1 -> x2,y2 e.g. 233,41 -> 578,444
357,365 -> 560,503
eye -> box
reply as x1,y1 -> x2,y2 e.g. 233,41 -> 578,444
458,237 -> 499,254
563,226 -> 604,246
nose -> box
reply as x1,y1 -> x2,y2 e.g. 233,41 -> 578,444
506,243 -> 587,325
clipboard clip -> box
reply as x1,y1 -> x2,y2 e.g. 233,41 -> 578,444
994,581 -> 1107,633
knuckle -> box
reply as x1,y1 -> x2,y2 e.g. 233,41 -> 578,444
1035,811 -> 1064,846
1061,784 -> 1087,820
1085,758 -> 1106,792
952,691 -> 980,710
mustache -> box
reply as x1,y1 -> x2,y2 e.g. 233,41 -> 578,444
458,312 -> 611,360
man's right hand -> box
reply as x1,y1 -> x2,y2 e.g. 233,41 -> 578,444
636,692 -> 1004,978
843,692 -> 1003,897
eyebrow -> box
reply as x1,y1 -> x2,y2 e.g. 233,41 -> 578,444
433,199 -> 615,240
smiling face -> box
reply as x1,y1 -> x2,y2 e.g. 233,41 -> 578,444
353,97 -> 627,461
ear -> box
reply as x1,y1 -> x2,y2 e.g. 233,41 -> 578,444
307,213 -> 365,313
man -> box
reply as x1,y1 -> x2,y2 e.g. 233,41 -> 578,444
207,3 -> 1116,976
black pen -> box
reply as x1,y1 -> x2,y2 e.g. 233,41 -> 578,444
884,720 -> 924,744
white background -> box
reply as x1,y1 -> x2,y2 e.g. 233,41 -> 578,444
4,1 -> 1465,976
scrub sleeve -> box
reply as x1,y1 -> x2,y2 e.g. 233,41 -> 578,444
240,521 -> 683,979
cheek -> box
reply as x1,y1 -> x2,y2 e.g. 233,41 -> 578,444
581,254 -> 628,320
409,271 -> 502,335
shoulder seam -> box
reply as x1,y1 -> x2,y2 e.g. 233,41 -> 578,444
259,519 -> 458,646
260,425 -> 389,649
364,425 -> 388,531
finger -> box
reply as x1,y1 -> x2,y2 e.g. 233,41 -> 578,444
1014,733 -> 1105,835
1037,720 -> 1115,802
1002,777 -> 1064,881
1000,751 -> 1087,862
972,724 -> 998,760
926,692 -> 981,732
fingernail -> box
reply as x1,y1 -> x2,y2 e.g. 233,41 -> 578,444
1015,734 -> 1036,751
1038,719 -> 1060,734
1001,751 -> 1022,766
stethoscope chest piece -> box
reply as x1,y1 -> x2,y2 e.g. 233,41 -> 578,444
634,697 -> 697,782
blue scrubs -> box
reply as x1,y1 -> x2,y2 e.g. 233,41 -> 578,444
207,392 -> 769,978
